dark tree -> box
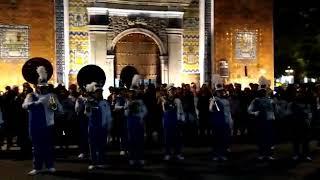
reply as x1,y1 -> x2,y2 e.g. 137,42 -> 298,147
274,2 -> 320,82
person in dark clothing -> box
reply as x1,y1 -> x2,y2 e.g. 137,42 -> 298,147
143,83 -> 157,147
248,78 -> 276,161
162,85 -> 185,161
54,85 -> 69,149
0,92 -> 4,148
75,90 -> 89,159
209,84 -> 233,161
288,87 -> 313,161
114,88 -> 128,156
15,83 -> 33,159
2,86 -> 16,150
197,84 -> 211,145
181,84 -> 198,146
311,84 -> 320,147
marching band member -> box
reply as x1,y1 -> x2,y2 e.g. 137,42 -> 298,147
84,82 -> 112,170
209,76 -> 232,161
248,76 -> 276,161
114,88 -> 128,156
77,65 -> 112,170
162,84 -> 185,161
22,58 -> 62,175
125,75 -> 147,166
75,89 -> 89,159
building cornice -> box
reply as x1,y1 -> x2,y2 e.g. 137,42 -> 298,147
87,7 -> 184,19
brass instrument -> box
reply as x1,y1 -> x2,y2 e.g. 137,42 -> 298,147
48,95 -> 58,111
214,98 -> 220,112
22,57 -> 55,110
77,65 -> 106,92
22,57 -> 53,85
210,96 -> 220,112
77,65 -> 106,114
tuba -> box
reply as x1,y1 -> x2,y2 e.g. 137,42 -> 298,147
77,64 -> 106,92
22,57 -> 57,111
77,65 -> 106,113
48,95 -> 58,111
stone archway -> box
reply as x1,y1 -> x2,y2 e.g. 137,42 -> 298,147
113,32 -> 163,85
111,28 -> 167,56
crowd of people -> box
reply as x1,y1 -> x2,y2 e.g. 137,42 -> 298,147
1,78 -> 320,175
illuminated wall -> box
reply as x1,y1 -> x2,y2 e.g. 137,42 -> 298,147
214,0 -> 274,88
0,0 -> 55,91
182,0 -> 200,75
68,0 -> 89,84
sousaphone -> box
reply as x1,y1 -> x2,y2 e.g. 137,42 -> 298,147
22,57 -> 53,85
77,65 -> 106,91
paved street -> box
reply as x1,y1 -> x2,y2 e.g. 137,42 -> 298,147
1,142 -> 320,180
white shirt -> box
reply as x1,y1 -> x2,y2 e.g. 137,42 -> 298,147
22,92 -> 63,126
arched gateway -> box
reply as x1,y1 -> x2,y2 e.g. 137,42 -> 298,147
111,28 -> 167,86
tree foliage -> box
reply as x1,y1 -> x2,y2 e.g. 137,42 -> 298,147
274,5 -> 320,82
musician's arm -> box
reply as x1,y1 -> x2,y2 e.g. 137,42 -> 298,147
22,93 -> 36,109
248,99 -> 259,116
175,98 -> 185,122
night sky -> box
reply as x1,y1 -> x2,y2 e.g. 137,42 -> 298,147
274,1 -> 320,81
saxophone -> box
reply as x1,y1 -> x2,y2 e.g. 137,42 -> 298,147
49,95 -> 58,111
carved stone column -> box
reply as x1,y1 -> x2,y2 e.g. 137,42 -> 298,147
106,55 -> 115,88
166,28 -> 183,85
160,55 -> 169,84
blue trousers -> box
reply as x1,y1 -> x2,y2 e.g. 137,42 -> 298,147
31,126 -> 54,170
79,115 -> 88,154
210,113 -> 231,157
88,127 -> 107,165
120,116 -> 128,152
256,120 -> 274,156
163,111 -> 182,155
127,116 -> 144,160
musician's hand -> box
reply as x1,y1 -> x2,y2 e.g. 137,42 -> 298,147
34,96 -> 47,105
253,111 -> 260,116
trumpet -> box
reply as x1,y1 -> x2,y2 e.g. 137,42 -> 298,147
49,95 -> 58,111
210,96 -> 220,112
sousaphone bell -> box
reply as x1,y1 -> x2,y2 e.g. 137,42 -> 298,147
77,64 -> 106,92
22,57 -> 53,85
22,57 -> 57,110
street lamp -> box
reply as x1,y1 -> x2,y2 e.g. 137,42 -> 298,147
281,66 -> 294,84
285,66 -> 294,75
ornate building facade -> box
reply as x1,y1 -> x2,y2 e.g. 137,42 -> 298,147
0,0 -> 274,91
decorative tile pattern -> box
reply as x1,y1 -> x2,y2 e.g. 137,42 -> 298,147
69,32 -> 89,74
69,0 -> 89,76
182,0 -> 200,73
235,31 -> 258,60
0,24 -> 29,59
55,0 -> 65,83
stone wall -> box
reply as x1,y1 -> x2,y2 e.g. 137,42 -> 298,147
0,0 -> 55,89
214,0 -> 274,87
